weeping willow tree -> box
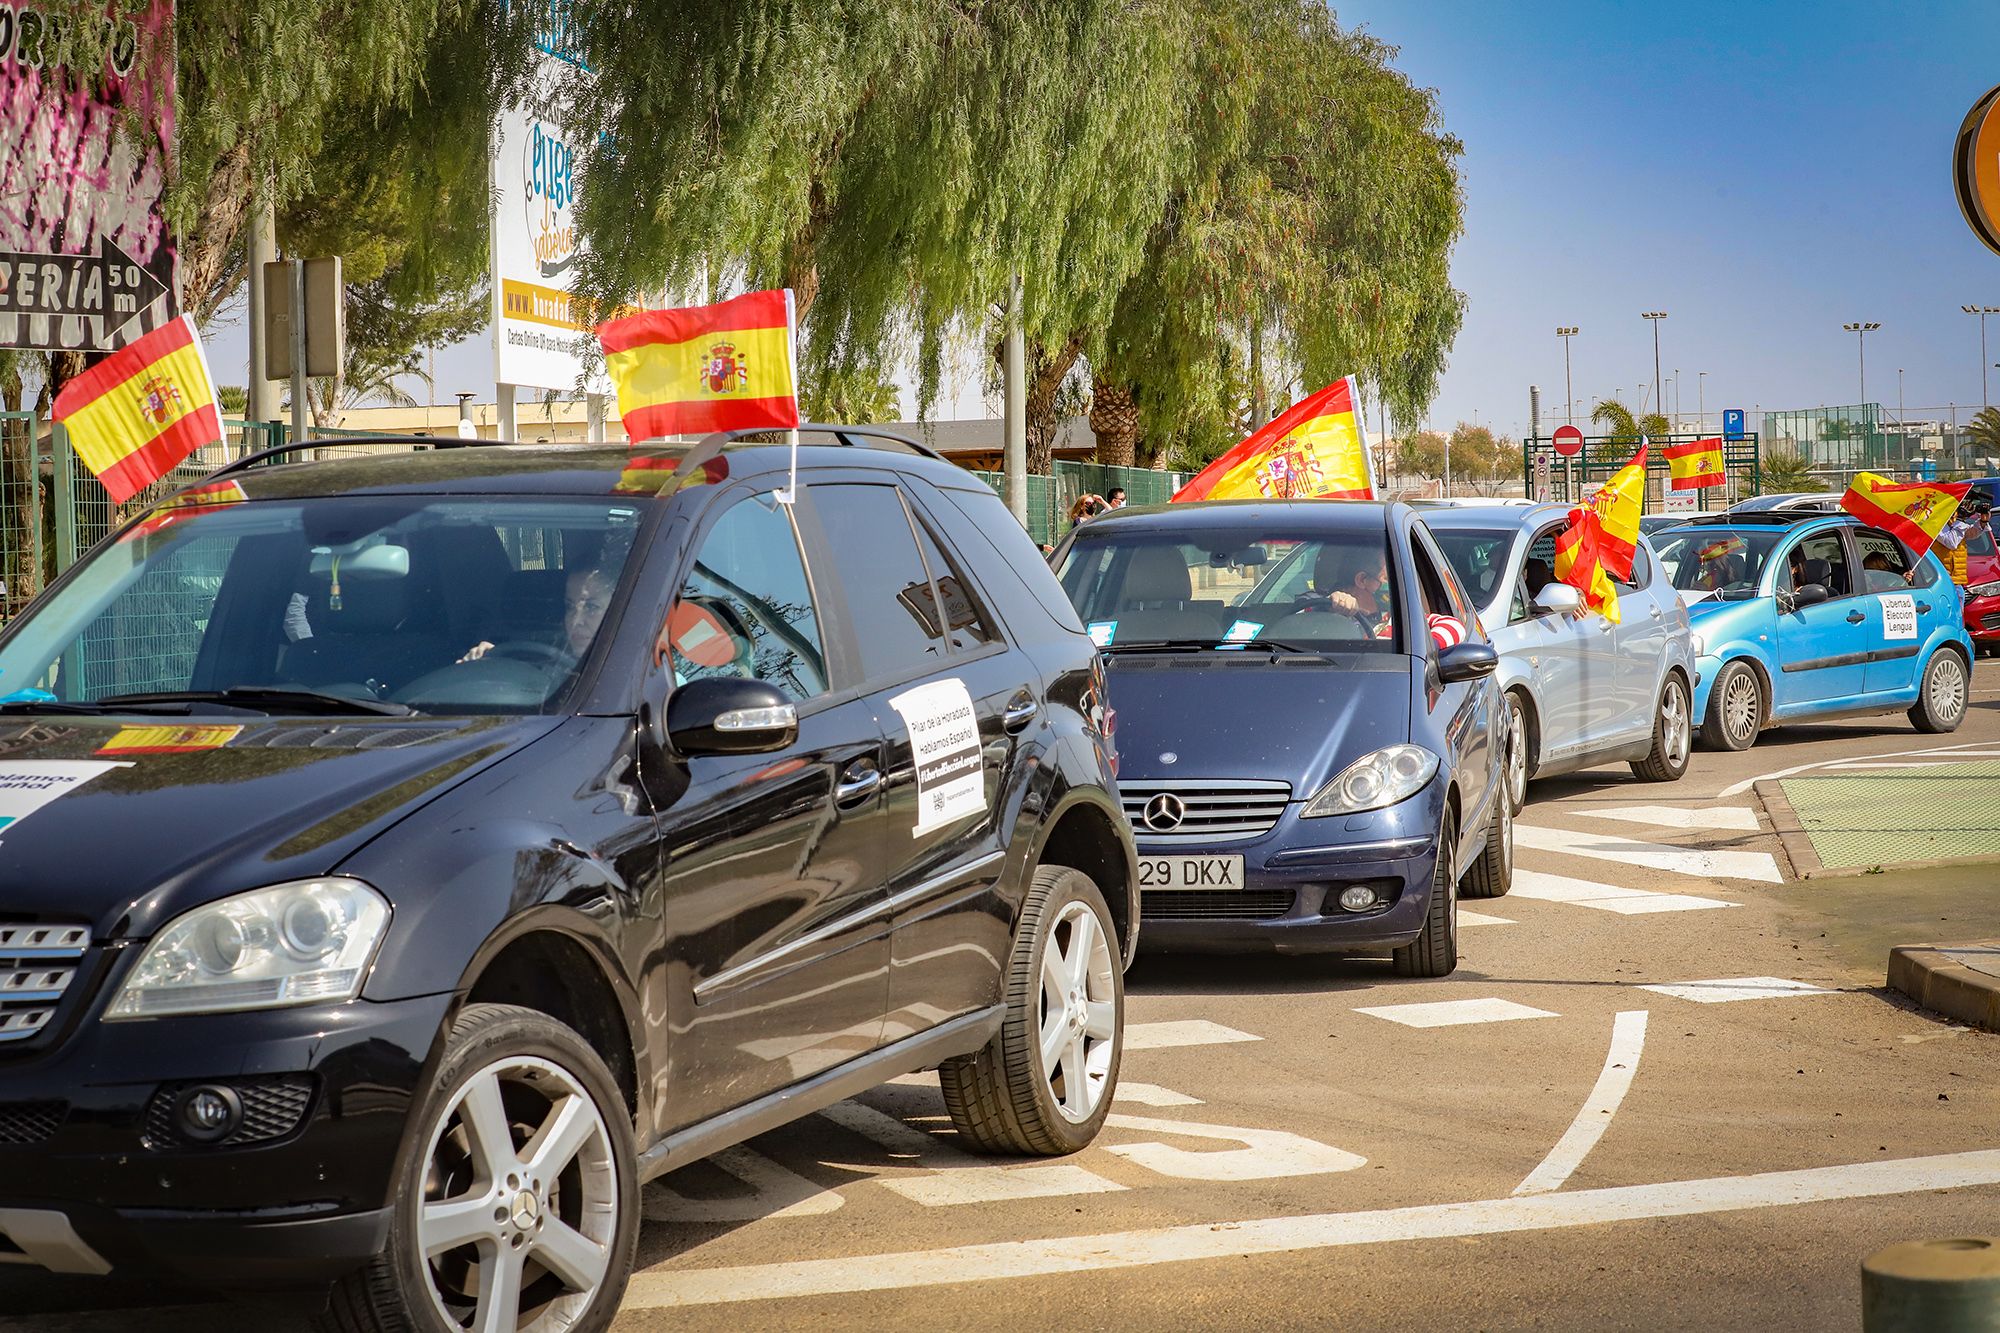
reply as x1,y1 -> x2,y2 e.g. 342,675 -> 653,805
1093,0 -> 1467,470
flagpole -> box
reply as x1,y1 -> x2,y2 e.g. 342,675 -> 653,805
776,288 -> 800,505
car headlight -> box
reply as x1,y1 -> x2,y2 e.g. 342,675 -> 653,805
108,878 -> 390,1019
1301,744 -> 1440,817
1969,580 -> 2000,599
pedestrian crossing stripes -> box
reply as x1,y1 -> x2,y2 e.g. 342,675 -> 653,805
1578,805 -> 1761,832
1514,822 -> 1783,883
1510,869 -> 1737,915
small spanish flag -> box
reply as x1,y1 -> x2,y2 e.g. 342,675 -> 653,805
1174,376 -> 1373,502
96,723 -> 243,755
1664,436 -> 1726,490
1838,472 -> 1971,557
52,316 -> 223,505
597,289 -> 801,441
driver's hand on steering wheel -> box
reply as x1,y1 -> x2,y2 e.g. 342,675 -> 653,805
458,641 -> 495,664
1325,590 -> 1360,613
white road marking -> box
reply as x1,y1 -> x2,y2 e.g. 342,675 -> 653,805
643,1145 -> 844,1222
1513,1010 -> 1649,1196
1353,997 -> 1558,1028
1720,739 -> 2000,797
1103,1114 -> 1367,1181
1514,823 -> 1782,883
1637,976 -> 1833,1004
1115,1082 -> 1204,1107
880,1164 -> 1127,1207
1511,869 -> 1737,914
1458,909 -> 1516,927
619,1150 -> 2000,1307
1579,805 -> 1761,832
1123,1020 -> 1262,1051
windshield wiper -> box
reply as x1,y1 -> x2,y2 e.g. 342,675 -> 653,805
0,698 -> 150,716
1098,638 -> 1218,654
97,687 -> 415,717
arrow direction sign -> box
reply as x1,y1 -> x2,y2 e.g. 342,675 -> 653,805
0,239 -> 168,346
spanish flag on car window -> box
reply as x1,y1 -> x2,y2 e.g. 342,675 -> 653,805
1173,376 -> 1373,502
1553,444 -> 1647,623
1838,472 -> 1971,558
52,316 -> 224,505
1664,436 -> 1726,490
597,289 -> 801,441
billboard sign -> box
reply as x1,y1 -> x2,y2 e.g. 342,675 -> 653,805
0,3 -> 178,352
491,4 -> 609,394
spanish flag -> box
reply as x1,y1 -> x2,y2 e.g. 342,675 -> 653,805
96,723 -> 243,755
1173,376 -> 1373,502
1554,445 -> 1647,622
1664,436 -> 1725,490
1839,472 -> 1971,557
597,289 -> 801,441
52,316 -> 223,505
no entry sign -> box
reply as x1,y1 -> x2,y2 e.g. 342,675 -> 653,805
1552,425 -> 1585,457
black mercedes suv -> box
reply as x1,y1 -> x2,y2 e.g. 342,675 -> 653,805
0,429 -> 1135,1331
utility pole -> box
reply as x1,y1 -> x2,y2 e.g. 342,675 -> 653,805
1963,305 -> 1999,409
1003,271 -> 1027,525
1556,326 -> 1578,426
1641,312 -> 1667,430
245,201 -> 277,432
1698,371 -> 1707,433
288,258 -> 308,443
1843,321 -> 1879,403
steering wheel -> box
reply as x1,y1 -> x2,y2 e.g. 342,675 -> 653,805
480,640 -> 571,667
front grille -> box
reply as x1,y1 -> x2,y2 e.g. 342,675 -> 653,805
0,1100 -> 65,1145
0,923 -> 88,1046
1981,611 -> 2000,632
1142,890 -> 1295,920
145,1075 -> 316,1149
1120,779 -> 1291,841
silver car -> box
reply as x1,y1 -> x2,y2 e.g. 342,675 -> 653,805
1414,502 -> 1698,812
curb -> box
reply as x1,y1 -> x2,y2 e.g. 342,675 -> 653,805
1887,942 -> 2000,1032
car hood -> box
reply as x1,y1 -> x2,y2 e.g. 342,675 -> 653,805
0,713 -> 557,938
1103,653 -> 1414,794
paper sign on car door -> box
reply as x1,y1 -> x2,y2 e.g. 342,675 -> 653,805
1881,593 -> 1917,640
889,677 -> 984,835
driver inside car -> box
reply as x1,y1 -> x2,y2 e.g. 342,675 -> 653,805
460,564 -> 615,665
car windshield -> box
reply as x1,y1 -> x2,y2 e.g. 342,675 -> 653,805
1055,526 -> 1401,652
1650,527 -> 1785,599
0,492 -> 645,715
1427,528 -> 1514,608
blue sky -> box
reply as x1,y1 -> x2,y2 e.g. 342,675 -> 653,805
1335,0 -> 2000,439
206,2 -> 2000,442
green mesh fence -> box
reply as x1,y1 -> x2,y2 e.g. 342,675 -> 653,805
0,411 -> 41,619
968,463 -> 1186,548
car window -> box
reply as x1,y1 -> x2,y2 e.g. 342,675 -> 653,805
671,491 -> 829,702
1776,531 -> 1852,598
1427,528 -> 1513,608
1968,524 -> 1998,558
1410,524 -> 1478,633
940,484 -> 1087,633
908,514 -> 1000,651
1652,528 -> 1782,599
1055,526 -> 1400,652
1854,527 -> 1916,593
1616,542 -> 1651,591
808,483 -> 951,682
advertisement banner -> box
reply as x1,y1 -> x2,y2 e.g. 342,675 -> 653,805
491,4 -> 608,394
0,3 -> 178,353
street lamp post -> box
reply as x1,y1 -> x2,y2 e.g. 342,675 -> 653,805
1962,305 -> 2000,409
1842,321 -> 1880,403
1672,369 -> 1681,432
1642,312 -> 1667,432
1698,371 -> 1707,434
1556,326 -> 1578,426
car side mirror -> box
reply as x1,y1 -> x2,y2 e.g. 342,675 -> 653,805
1533,583 -> 1583,615
1793,583 -> 1829,607
666,676 -> 798,756
1437,641 -> 1499,683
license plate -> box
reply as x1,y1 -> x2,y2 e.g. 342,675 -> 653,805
1137,854 -> 1246,891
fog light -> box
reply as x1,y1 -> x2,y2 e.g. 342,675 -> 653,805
174,1085 -> 242,1144
1337,885 -> 1379,912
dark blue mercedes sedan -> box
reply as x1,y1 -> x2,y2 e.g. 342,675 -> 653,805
1052,500 -> 1509,976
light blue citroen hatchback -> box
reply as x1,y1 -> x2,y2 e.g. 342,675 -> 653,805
1649,512 -> 1972,750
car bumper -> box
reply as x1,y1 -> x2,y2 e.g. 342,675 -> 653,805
1135,784 -> 1445,955
1965,592 -> 2000,642
0,991 -> 453,1289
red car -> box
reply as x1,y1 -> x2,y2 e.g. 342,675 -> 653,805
1960,520 -> 2000,657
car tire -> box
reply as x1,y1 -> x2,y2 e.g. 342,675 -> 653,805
1630,673 -> 1693,781
1699,660 -> 1761,751
320,1003 -> 638,1333
1460,793 -> 1512,899
940,864 -> 1122,1156
1502,691 -> 1533,815
1392,814 -> 1458,977
1909,648 -> 1969,734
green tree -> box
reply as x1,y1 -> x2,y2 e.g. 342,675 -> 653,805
1963,406 -> 2000,459
1758,446 -> 1824,493
1590,399 -> 1669,447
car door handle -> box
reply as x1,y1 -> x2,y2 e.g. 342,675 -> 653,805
1846,610 -> 1866,624
1917,602 -> 1932,614
1649,605 -> 1663,620
834,761 -> 881,807
1002,691 -> 1039,734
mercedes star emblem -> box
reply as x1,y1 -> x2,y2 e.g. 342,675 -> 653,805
1143,792 -> 1187,832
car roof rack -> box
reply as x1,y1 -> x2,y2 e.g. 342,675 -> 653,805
1660,510 -> 1844,527
199,422 -> 945,486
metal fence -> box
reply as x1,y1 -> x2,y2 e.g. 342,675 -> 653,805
1520,433 -> 1762,511
970,462 -> 1187,547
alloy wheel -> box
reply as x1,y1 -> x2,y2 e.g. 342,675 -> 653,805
1724,671 -> 1758,745
1932,654 -> 1967,724
1663,680 -> 1691,766
1037,900 -> 1118,1124
1505,698 -> 1529,810
417,1056 -> 619,1333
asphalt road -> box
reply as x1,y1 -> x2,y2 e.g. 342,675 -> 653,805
10,665 -> 2000,1332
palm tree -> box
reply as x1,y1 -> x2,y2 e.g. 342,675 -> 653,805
1965,406 -> 2000,465
1590,399 -> 1672,445
1758,446 -> 1823,493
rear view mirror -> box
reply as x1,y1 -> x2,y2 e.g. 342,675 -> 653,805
667,676 -> 798,756
1437,642 -> 1499,683
308,544 -> 409,581
1533,583 -> 1583,615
